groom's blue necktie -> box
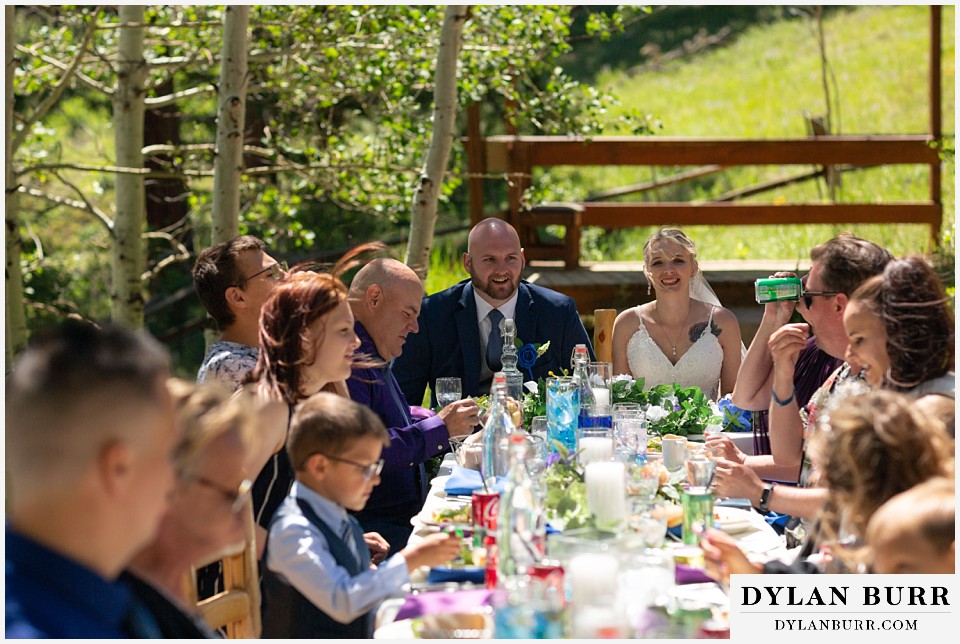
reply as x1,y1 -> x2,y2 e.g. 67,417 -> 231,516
486,309 -> 504,371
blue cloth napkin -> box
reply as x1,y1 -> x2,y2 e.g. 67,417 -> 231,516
763,511 -> 792,535
443,466 -> 506,496
427,566 -> 486,584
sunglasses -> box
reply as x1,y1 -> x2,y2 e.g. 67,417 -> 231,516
801,289 -> 840,309
318,453 -> 385,482
236,261 -> 288,287
799,275 -> 839,309
196,476 -> 253,513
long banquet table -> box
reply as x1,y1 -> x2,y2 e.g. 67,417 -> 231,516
376,452 -> 793,638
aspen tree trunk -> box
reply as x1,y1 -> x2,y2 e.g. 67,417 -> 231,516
404,5 -> 469,280
6,5 -> 28,365
211,5 -> 249,245
111,5 -> 147,328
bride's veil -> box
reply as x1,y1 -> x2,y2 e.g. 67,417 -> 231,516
690,271 -> 748,359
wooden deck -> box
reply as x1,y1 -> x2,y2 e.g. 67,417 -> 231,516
523,259 -> 812,345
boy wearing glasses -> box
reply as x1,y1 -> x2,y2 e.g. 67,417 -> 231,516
261,393 -> 461,639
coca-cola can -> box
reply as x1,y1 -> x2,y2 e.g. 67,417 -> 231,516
529,559 -> 564,583
698,619 -> 731,639
471,490 -> 499,532
483,534 -> 498,589
529,559 -> 565,594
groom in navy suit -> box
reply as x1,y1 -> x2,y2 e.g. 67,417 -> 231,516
394,217 -> 594,407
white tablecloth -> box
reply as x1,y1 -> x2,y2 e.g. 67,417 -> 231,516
384,452 -> 793,637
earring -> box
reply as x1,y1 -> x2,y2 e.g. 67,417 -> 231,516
647,283 -> 651,296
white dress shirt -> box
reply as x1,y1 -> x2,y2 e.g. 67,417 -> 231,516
474,289 -> 519,384
266,482 -> 410,625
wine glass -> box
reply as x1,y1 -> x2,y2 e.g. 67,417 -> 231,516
434,377 -> 462,409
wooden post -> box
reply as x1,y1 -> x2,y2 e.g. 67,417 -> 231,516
593,309 -> 617,364
929,5 -> 942,247
506,139 -> 530,231
466,102 -> 485,227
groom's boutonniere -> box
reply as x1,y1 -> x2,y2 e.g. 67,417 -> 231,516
514,339 -> 550,382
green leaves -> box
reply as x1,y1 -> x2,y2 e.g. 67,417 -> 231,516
542,444 -> 592,531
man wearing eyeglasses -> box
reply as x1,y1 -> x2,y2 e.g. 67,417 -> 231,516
345,258 -> 481,554
122,380 -> 255,638
708,233 -> 892,522
193,235 -> 288,390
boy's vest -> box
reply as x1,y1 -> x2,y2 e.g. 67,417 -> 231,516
261,498 -> 374,639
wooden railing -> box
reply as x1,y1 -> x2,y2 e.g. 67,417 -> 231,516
466,135 -> 942,268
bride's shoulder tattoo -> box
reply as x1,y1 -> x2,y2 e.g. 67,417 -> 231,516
688,319 -> 723,342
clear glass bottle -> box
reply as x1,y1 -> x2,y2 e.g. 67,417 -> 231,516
496,433 -> 546,582
572,345 -> 595,428
481,373 -> 516,489
499,318 -> 524,402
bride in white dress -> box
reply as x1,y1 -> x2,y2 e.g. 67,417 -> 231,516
611,228 -> 743,401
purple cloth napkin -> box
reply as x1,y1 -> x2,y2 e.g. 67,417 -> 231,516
394,589 -> 493,621
675,563 -> 713,585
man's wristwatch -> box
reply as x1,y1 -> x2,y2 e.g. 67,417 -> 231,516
758,481 -> 776,513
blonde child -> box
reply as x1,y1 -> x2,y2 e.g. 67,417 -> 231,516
866,477 -> 955,574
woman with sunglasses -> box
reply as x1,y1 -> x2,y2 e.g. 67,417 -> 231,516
123,379 -> 258,637
612,227 -> 744,401
843,255 -> 954,408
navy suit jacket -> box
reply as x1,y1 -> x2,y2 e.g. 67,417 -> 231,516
394,279 -> 594,406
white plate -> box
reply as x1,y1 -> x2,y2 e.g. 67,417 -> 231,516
374,618 -> 415,639
430,474 -> 451,489
713,507 -> 756,534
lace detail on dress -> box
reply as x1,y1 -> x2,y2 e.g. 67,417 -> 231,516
625,305 -> 724,401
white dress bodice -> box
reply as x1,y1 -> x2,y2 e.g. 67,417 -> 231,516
625,305 -> 724,401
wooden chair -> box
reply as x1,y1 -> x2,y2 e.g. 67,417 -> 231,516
593,308 -> 617,363
183,497 -> 261,638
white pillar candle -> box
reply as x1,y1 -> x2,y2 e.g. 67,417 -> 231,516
566,552 -> 619,607
578,436 -> 614,465
592,387 -> 610,408
585,461 -> 627,530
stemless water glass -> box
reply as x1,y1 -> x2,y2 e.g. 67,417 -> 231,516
625,461 -> 661,500
613,409 -> 645,463
530,416 -> 549,441
685,454 -> 717,488
629,497 -> 668,549
434,377 -> 462,408
523,433 -> 548,478
579,362 -> 613,429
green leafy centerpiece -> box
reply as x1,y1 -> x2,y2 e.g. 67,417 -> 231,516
541,441 -> 686,531
517,375 -> 721,435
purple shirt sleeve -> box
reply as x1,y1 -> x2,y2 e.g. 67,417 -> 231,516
346,366 -> 449,472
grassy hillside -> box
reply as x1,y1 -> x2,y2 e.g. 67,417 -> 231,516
531,5 -> 955,265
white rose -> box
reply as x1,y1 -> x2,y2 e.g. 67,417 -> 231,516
645,405 -> 669,423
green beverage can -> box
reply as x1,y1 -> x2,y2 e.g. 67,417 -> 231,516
680,486 -> 714,545
755,277 -> 802,303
